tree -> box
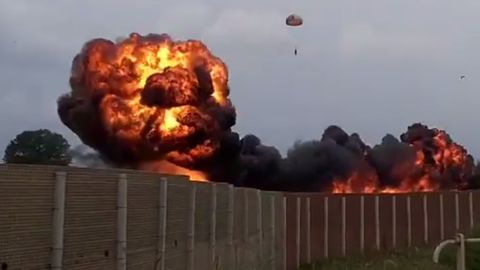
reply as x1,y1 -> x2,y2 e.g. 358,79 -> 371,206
3,129 -> 72,165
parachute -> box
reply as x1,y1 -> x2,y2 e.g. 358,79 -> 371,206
286,14 -> 303,26
286,14 -> 303,55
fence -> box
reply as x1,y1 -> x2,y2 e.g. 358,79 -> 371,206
0,164 -> 286,270
284,191 -> 480,269
2,164 -> 480,270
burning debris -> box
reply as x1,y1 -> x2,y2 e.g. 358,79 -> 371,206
58,32 -> 479,193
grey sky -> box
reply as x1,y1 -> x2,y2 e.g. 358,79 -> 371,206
1,0 -> 480,157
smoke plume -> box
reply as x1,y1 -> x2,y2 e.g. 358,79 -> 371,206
58,33 -> 479,193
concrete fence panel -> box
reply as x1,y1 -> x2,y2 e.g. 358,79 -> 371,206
308,194 -> 325,261
473,191 -> 480,226
285,194 -> 298,270
458,191 -> 471,233
3,164 -> 480,270
327,195 -> 343,258
443,192 -> 458,239
378,195 -> 394,251
426,193 -> 441,245
0,165 -> 56,270
363,195 -> 377,253
63,169 -> 118,270
345,195 -> 361,255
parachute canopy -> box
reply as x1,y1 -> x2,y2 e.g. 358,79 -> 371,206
286,14 -> 303,26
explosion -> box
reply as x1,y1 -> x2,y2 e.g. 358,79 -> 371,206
59,33 -> 479,193
58,33 -> 236,180
289,123 -> 475,193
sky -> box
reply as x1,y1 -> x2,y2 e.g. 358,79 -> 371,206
1,0 -> 480,158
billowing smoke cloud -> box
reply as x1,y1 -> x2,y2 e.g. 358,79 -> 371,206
69,144 -> 109,168
58,33 -> 479,193
218,123 -> 477,192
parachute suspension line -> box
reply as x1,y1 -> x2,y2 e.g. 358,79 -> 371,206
286,13 -> 302,56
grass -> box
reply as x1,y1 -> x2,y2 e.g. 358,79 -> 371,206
299,230 -> 480,270
298,249 -> 450,270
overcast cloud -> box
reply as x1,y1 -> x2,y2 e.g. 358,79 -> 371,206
1,0 -> 480,157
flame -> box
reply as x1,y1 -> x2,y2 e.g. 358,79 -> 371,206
332,128 -> 471,194
139,160 -> 207,181
331,172 -> 379,193
61,33 -> 236,180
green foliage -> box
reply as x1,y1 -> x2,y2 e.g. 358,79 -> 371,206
3,129 -> 72,166
299,228 -> 480,270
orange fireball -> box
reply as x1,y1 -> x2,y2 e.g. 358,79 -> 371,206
58,33 -> 236,176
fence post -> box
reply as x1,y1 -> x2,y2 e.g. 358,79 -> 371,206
282,196 -> 287,270
256,190 -> 263,267
360,196 -> 365,253
51,171 -> 67,270
186,183 -> 196,270
270,194 -> 276,270
324,196 -> 329,259
407,195 -> 412,247
157,178 -> 168,270
226,185 -> 234,267
296,197 -> 301,268
342,196 -> 346,256
375,196 -> 380,251
455,192 -> 460,231
440,194 -> 445,240
209,184 -> 217,269
117,174 -> 127,270
469,192 -> 474,230
392,196 -> 397,249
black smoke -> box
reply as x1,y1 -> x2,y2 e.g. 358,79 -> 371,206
204,123 -> 478,192
57,34 -> 479,192
68,123 -> 480,192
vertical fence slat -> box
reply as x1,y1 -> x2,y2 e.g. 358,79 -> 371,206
186,183 -> 196,270
51,171 -> 67,270
375,196 -> 380,251
295,197 -> 301,268
305,197 -> 311,263
157,178 -> 168,270
423,194 -> 429,244
324,196 -> 329,259
469,191 -> 474,230
392,196 -> 397,249
257,190 -> 263,266
407,195 -> 412,247
209,184 -> 217,268
270,194 -> 276,270
440,193 -> 445,240
341,196 -> 346,256
360,196 -> 365,253
227,185 -> 234,266
455,192 -> 460,231
117,174 -> 127,270
282,196 -> 287,270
